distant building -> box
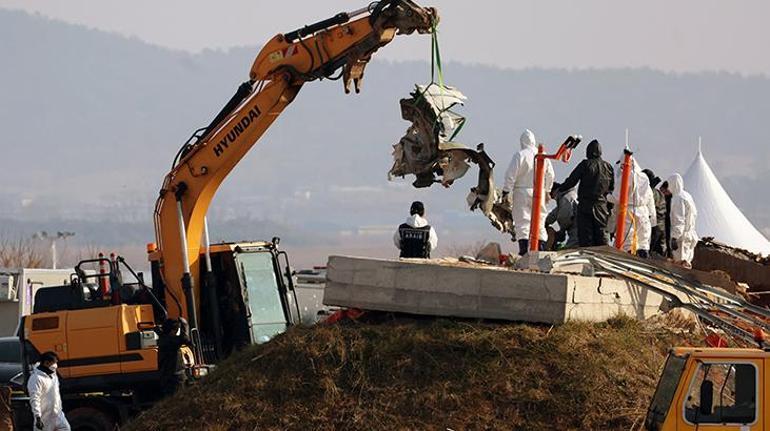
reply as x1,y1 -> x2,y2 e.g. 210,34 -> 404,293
356,226 -> 394,237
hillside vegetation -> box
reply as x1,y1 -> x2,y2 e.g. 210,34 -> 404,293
128,316 -> 696,431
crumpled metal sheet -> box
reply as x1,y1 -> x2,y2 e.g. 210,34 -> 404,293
389,83 -> 474,188
465,153 -> 514,239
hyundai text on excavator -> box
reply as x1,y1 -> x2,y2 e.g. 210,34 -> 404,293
13,1 -> 437,428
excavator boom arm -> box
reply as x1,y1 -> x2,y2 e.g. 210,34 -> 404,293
152,0 -> 437,324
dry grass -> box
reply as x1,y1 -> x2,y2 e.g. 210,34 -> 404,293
127,316 -> 696,431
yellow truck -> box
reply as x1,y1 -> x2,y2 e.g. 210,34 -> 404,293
646,347 -> 766,430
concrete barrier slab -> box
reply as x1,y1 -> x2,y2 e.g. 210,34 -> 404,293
323,256 -> 669,325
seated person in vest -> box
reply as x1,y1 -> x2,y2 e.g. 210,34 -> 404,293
393,201 -> 438,258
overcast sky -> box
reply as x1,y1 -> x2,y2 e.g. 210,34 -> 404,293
2,0 -> 769,75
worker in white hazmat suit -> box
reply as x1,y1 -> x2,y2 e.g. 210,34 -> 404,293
501,129 -> 555,255
667,173 -> 698,268
608,155 -> 656,258
27,351 -> 70,431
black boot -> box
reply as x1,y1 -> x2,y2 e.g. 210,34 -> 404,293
538,240 -> 547,251
518,239 -> 529,256
637,250 -> 649,259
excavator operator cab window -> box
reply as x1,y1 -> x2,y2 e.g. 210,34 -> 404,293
235,251 -> 291,344
33,282 -> 107,313
204,252 -> 251,359
645,352 -> 688,430
683,361 -> 757,425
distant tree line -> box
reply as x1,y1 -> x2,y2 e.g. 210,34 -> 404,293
0,235 -> 44,268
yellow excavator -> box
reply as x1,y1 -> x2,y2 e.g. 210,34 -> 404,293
14,1 -> 437,428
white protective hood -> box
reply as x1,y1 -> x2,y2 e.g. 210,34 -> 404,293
683,148 -> 770,255
669,172 -> 684,196
403,213 -> 429,228
520,129 -> 536,150
611,155 -> 652,210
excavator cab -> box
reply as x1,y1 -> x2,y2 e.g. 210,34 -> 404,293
645,347 -> 765,430
149,240 -> 300,363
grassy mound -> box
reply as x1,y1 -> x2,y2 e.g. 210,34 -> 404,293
127,316 -> 695,431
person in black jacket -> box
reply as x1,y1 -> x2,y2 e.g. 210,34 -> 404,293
158,318 -> 191,397
558,140 -> 614,247
643,168 -> 668,257
660,180 -> 674,257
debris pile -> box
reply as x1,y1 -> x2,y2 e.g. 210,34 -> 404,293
693,238 -> 770,306
697,237 -> 770,265
127,317 -> 697,431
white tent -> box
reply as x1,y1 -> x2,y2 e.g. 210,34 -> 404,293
683,147 -> 770,256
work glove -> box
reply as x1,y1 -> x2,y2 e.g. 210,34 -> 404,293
35,416 -> 43,430
671,238 -> 679,251
501,190 -> 511,205
555,230 -> 567,244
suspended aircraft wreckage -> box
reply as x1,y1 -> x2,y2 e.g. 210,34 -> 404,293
388,82 -> 515,237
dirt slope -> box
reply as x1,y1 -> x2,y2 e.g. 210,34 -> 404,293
127,316 -> 695,431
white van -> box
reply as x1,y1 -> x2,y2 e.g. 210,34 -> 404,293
0,268 -> 73,336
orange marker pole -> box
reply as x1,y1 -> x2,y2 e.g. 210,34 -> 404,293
529,145 -> 546,252
98,252 -> 110,298
526,136 -> 581,254
614,149 -> 634,249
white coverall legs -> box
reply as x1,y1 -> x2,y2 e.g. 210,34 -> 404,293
612,205 -> 653,253
39,412 -> 69,431
511,188 -> 549,242
672,235 -> 697,265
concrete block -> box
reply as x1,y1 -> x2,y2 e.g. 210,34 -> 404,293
323,256 -> 675,325
514,251 -> 558,271
478,271 -> 566,302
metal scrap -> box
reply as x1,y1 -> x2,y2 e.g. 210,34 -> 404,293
466,175 -> 514,239
388,83 -> 513,236
389,83 -> 481,188
554,247 -> 770,346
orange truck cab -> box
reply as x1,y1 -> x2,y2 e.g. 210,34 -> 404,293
646,347 -> 768,430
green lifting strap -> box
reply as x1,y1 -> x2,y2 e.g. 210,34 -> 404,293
430,19 -> 445,87
428,19 -> 466,142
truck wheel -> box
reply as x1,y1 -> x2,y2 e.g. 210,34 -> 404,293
67,406 -> 117,431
